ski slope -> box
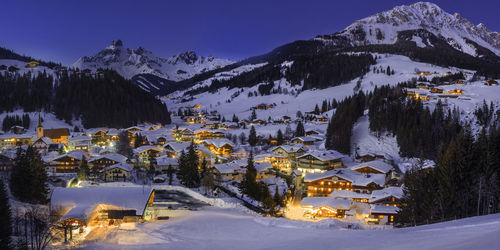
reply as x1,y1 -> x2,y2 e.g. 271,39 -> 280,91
84,206 -> 500,250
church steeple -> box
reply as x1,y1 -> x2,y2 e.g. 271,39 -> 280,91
36,113 -> 44,139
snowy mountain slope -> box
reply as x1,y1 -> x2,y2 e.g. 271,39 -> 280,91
318,2 -> 500,57
164,54 -> 475,119
72,40 -> 233,83
0,59 -> 57,78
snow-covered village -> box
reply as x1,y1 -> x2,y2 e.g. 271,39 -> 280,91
1,1 -> 500,249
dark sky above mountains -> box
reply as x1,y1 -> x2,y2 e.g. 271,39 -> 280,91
2,0 -> 498,65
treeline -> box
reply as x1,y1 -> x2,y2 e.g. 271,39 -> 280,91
286,53 -> 375,90
0,71 -> 53,113
2,114 -> 30,132
54,71 -> 171,128
0,70 -> 171,128
325,92 -> 366,155
186,53 -> 375,96
368,84 -> 463,160
0,47 -> 61,68
397,126 -> 500,226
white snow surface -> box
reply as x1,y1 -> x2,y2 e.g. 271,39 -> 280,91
83,207 -> 500,250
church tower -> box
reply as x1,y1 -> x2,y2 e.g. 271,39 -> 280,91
36,113 -> 44,139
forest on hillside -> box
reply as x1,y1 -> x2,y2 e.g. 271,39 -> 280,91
0,70 -> 171,128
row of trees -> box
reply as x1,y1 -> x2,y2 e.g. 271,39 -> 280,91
239,153 -> 285,214
368,84 -> 462,160
0,70 -> 172,128
2,114 -> 30,132
325,92 -> 366,155
9,146 -> 48,204
397,126 -> 500,226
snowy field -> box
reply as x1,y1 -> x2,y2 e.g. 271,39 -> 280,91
84,206 -> 500,250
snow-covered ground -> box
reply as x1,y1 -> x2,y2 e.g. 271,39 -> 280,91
163,54 -> 478,120
83,206 -> 500,250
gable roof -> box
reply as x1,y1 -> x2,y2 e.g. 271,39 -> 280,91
271,144 -> 305,154
50,186 -> 154,221
163,142 -> 191,152
34,136 -> 53,145
52,150 -> 88,162
133,145 -> 163,154
101,162 -> 134,172
155,157 -> 178,166
298,150 -> 343,162
370,187 -> 404,203
89,153 -> 127,163
351,160 -> 393,174
304,168 -> 385,187
203,139 -> 234,148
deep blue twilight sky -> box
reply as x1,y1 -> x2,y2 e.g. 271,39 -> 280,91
1,0 -> 499,65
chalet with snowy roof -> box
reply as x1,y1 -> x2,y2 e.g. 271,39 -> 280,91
163,142 -> 191,157
194,129 -> 225,141
67,135 -> 92,152
211,162 -> 242,182
155,156 -> 179,173
88,128 -> 109,145
134,145 -> 163,164
26,60 -> 40,68
291,136 -> 317,146
50,186 -> 155,230
368,205 -> 399,225
101,162 -> 134,182
369,187 -> 403,207
271,144 -> 306,171
32,136 -> 53,154
356,152 -> 389,162
297,150 -> 343,174
174,127 -> 196,142
350,160 -> 393,176
304,168 -> 385,197
202,139 -> 234,156
0,133 -> 34,147
301,197 -> 352,219
49,150 -> 89,173
330,190 -> 371,203
89,153 -> 128,170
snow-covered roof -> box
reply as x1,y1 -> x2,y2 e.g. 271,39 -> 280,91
52,150 -> 88,162
68,135 -> 92,143
370,187 -> 404,203
291,136 -> 317,143
164,142 -> 191,152
271,144 -> 305,154
370,204 -> 400,215
51,187 -> 154,220
298,150 -> 343,162
212,162 -> 241,174
89,153 -> 127,163
301,197 -> 352,210
107,129 -> 122,136
34,136 -> 53,145
351,160 -> 393,174
254,162 -> 272,173
101,162 -> 134,172
202,139 -> 234,148
304,168 -> 385,187
155,156 -> 178,166
330,190 -> 371,200
134,145 -> 163,153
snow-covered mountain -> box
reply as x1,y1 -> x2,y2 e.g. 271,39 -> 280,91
72,40 -> 233,81
318,2 -> 500,57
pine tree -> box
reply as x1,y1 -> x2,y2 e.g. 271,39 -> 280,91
295,121 -> 305,137
10,146 -> 48,204
177,143 -> 200,188
273,185 -> 282,207
314,104 -> 320,115
232,114 -> 239,122
77,156 -> 90,182
167,165 -> 175,185
239,152 -> 258,199
276,129 -> 284,145
117,131 -> 133,158
250,109 -> 257,121
248,126 -> 257,146
0,180 -> 12,250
